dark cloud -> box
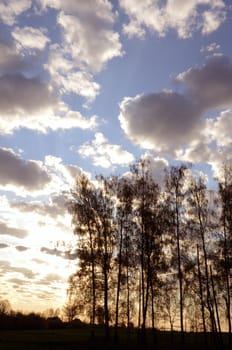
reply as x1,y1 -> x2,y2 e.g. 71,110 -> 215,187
119,91 -> 202,154
0,260 -> 37,279
0,74 -> 55,116
15,245 -> 29,252
65,165 -> 82,179
176,56 -> 232,110
31,258 -> 47,265
11,193 -> 68,218
0,221 -> 28,239
37,273 -> 64,285
0,243 -> 9,249
7,278 -> 30,285
41,247 -> 77,260
0,148 -> 51,190
0,40 -> 30,75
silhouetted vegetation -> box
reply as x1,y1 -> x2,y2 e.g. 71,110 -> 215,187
67,160 -> 232,349
0,328 -> 231,349
1,161 -> 232,350
0,303 -> 85,331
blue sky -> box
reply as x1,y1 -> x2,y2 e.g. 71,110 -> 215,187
0,0 -> 232,313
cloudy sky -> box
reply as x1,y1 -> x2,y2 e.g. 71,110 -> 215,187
0,0 -> 231,313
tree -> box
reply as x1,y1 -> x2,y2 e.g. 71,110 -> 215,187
217,164 -> 232,346
112,176 -> 134,336
188,175 -> 217,333
69,174 -> 116,339
0,299 -> 11,315
94,175 -> 116,339
165,165 -> 187,336
132,160 -> 163,340
69,174 -> 99,334
66,160 -> 232,338
43,308 -> 60,319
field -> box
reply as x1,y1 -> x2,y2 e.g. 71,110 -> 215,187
0,328 -> 230,350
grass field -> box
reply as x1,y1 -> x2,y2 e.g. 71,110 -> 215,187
0,328 -> 230,349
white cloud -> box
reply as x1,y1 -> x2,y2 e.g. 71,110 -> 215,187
200,42 -> 221,58
38,0 -> 116,24
208,109 -> 232,148
201,8 -> 226,34
120,0 -> 226,39
122,19 -> 146,39
57,11 -> 123,73
0,0 -> 31,25
201,42 -> 221,53
78,132 -> 135,168
121,0 -> 166,38
54,110 -> 98,130
40,0 -> 123,104
0,111 -> 97,135
46,45 -> 100,103
12,26 -> 50,51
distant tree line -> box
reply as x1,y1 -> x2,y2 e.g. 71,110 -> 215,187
0,299 -> 84,330
67,161 -> 232,346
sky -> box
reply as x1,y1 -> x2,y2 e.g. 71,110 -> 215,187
0,0 -> 232,314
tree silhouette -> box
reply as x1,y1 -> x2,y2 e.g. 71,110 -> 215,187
112,176 -> 134,337
69,174 -> 99,332
164,165 -> 187,337
217,164 -> 232,347
188,175 -> 217,333
69,174 -> 116,339
66,159 -> 232,344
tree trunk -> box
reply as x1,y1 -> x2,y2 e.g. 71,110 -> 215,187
210,265 -> 223,348
103,252 -> 110,339
126,254 -> 130,329
175,195 -> 184,336
115,220 -> 123,340
89,227 -> 96,339
197,245 -> 207,334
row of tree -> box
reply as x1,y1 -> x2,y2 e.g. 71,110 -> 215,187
0,299 -> 85,329
67,161 -> 232,344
